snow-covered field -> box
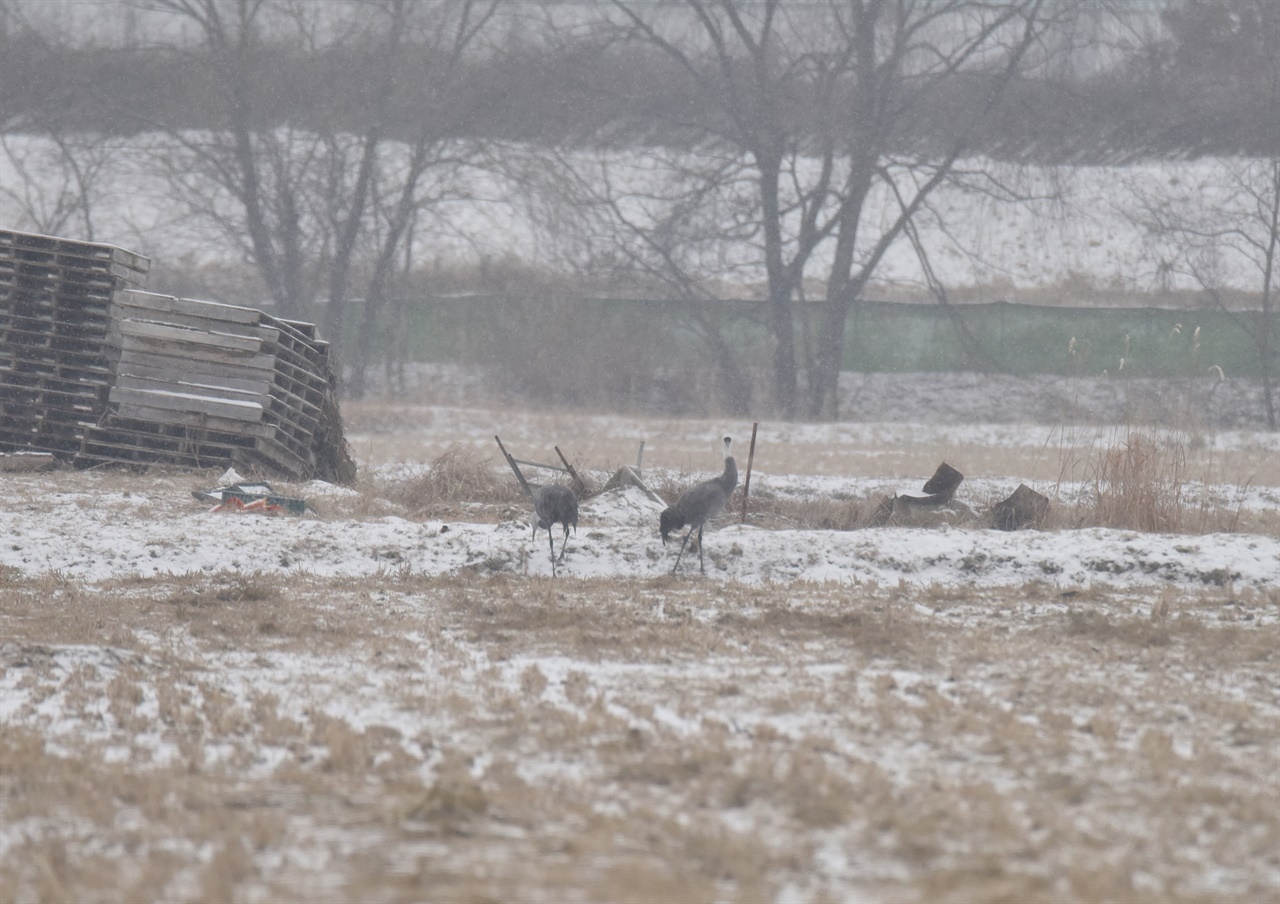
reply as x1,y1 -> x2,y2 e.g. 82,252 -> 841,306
2,403 -> 1278,902
1,133 -> 1272,297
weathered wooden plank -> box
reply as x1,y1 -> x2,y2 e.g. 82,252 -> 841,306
115,365 -> 273,399
110,386 -> 266,422
0,373 -> 104,399
111,402 -> 275,436
1,229 -> 150,273
111,319 -> 269,354
84,424 -> 253,454
90,414 -> 262,447
113,289 -> 265,327
114,353 -> 273,387
0,359 -> 113,380
111,309 -> 277,343
0,451 -> 56,471
111,334 -> 277,372
78,436 -> 247,469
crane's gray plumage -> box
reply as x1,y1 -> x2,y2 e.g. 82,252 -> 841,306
660,436 -> 737,574
533,483 -> 578,576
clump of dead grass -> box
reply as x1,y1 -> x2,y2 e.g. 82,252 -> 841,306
166,572 -> 285,608
375,445 -> 526,516
742,489 -> 885,531
1050,424 -> 1258,534
1089,429 -> 1188,532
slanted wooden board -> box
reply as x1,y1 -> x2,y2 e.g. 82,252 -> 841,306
114,351 -> 272,383
113,290 -> 267,327
109,305 -> 274,339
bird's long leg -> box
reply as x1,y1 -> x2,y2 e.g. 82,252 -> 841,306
556,524 -> 570,563
673,525 -> 696,573
548,528 -> 557,576
697,524 -> 705,574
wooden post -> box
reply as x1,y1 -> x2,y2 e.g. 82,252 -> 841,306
554,445 -> 587,495
494,435 -> 535,501
635,440 -> 645,474
740,422 -> 758,524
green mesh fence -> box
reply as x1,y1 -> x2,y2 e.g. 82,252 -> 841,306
381,296 -> 1276,379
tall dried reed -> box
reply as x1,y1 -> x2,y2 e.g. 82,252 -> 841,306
1089,429 -> 1188,531
1043,421 -> 1213,532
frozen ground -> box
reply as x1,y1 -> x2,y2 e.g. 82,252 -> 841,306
0,467 -> 1276,591
1,406 -> 1278,902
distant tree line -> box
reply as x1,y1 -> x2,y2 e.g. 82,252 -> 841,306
2,1 -> 1276,157
0,0 -> 1275,424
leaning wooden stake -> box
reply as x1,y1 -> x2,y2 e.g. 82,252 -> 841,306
740,422 -> 758,524
554,445 -> 587,495
494,435 -> 535,501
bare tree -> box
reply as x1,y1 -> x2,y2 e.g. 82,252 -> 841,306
139,0 -> 341,318
1122,159 -> 1280,430
1117,0 -> 1279,430
546,0 -> 1058,419
515,141 -> 764,413
0,3 -> 115,240
0,129 -> 114,240
138,0 -> 496,385
346,0 -> 498,398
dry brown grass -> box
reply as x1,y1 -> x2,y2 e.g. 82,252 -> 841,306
340,402 -> 1277,539
1084,428 -> 1188,531
735,487 -> 880,531
366,444 -> 527,520
3,570 -> 1277,903
2,407 -> 1277,902
1044,424 -> 1276,534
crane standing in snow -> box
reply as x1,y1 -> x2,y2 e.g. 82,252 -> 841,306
659,436 -> 737,574
533,484 -> 578,576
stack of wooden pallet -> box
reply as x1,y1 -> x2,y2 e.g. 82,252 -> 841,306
0,228 -> 352,482
0,229 -> 150,455
83,289 -> 337,479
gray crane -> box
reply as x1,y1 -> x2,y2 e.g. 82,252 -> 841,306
659,436 -> 737,574
533,483 -> 578,576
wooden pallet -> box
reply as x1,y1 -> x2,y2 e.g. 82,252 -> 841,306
84,289 -> 340,479
0,229 -> 138,455
1,229 -> 349,482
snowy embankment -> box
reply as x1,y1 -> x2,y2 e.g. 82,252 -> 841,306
2,471 -> 1276,597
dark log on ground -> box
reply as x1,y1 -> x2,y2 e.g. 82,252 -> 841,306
893,461 -> 966,509
990,484 -> 1051,530
887,495 -> 979,527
